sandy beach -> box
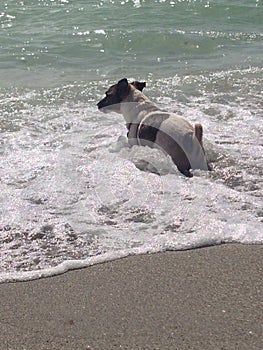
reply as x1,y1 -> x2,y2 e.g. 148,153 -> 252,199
0,244 -> 262,350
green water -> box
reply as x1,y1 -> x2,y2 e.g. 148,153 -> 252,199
1,0 -> 262,87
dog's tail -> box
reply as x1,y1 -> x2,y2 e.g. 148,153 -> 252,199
194,123 -> 212,171
194,123 -> 203,146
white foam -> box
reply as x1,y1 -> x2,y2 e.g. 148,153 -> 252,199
0,76 -> 262,283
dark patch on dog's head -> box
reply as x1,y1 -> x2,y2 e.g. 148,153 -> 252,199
131,81 -> 146,92
97,78 -> 130,113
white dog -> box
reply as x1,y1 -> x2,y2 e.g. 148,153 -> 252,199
97,78 -> 210,177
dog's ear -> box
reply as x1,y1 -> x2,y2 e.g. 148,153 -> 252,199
131,81 -> 146,92
117,78 -> 130,98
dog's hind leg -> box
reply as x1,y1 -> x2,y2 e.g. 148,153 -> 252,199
179,168 -> 193,177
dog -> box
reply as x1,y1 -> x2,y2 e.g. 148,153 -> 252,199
97,78 -> 210,177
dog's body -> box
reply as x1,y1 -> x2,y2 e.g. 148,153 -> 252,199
97,78 -> 210,177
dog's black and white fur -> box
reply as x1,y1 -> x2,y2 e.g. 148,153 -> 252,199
97,78 -> 210,177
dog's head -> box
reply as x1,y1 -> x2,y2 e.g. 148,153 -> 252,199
97,78 -> 146,113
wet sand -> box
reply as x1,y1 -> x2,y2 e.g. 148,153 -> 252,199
0,244 -> 262,350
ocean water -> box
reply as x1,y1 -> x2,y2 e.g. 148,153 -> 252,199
0,0 -> 262,282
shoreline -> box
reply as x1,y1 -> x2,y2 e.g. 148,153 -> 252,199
0,244 -> 262,349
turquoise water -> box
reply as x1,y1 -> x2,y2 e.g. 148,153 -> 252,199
0,0 -> 262,281
1,0 -> 262,87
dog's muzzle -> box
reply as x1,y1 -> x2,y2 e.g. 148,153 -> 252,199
97,100 -> 104,110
